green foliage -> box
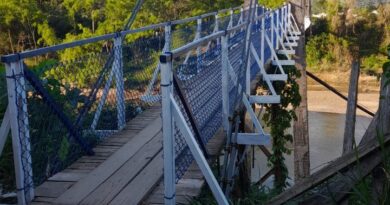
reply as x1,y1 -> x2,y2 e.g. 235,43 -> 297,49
361,54 -> 388,75
306,33 -> 352,72
261,57 -> 301,192
307,3 -> 390,75
257,0 -> 285,9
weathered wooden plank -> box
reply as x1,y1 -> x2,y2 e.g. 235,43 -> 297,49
33,197 -> 55,203
343,61 -> 359,154
146,193 -> 194,204
31,202 -> 52,205
48,171 -> 87,182
68,162 -> 101,170
35,181 -> 74,198
81,132 -> 162,204
54,117 -> 161,205
268,133 -> 390,205
109,151 -> 163,205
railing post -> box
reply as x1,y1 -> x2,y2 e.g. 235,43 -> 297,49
160,52 -> 175,205
283,5 -> 286,33
196,18 -> 202,58
221,35 -> 229,130
255,4 -> 259,25
239,7 -> 244,24
165,24 -> 172,51
5,61 -> 34,205
288,3 -> 292,32
113,35 -> 125,130
261,17 -> 265,65
228,9 -> 234,29
271,12 -> 274,49
215,14 -> 220,45
276,9 -> 280,50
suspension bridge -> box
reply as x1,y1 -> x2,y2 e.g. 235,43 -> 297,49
0,3 -> 302,205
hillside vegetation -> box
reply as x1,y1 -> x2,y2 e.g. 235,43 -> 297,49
308,0 -> 390,75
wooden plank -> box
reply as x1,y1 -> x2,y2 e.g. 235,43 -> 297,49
152,179 -> 204,196
35,181 -> 74,198
81,132 -> 162,204
33,197 -> 55,203
48,172 -> 87,182
268,133 -> 390,205
55,117 -> 161,205
68,162 -> 101,170
146,193 -> 194,204
109,151 -> 163,205
343,61 -> 359,154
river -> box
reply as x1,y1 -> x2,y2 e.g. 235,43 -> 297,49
251,78 -> 379,184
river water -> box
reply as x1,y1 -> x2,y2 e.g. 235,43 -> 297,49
251,81 -> 378,184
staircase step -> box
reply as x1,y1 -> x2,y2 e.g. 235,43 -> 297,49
267,74 -> 288,81
272,59 -> 295,66
237,133 -> 271,145
277,49 -> 295,55
289,31 -> 301,36
249,95 -> 281,104
287,36 -> 300,41
284,42 -> 298,47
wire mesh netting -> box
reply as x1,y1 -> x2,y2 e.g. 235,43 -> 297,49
0,29 -> 166,195
171,24 -> 249,180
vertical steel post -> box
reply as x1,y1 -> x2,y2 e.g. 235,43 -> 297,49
196,18 -> 202,58
288,3 -> 292,32
284,5 -> 287,33
271,12 -> 274,50
240,7 -> 244,24
221,36 -> 229,130
276,9 -> 280,50
165,24 -> 172,51
215,14 -> 220,45
160,52 -> 175,205
114,35 -> 125,129
228,9 -> 234,29
261,17 -> 265,65
5,61 -> 34,205
255,4 -> 259,25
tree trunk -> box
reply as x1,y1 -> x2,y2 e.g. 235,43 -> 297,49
291,0 -> 311,181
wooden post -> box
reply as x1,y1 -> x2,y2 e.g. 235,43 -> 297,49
291,0 -> 311,180
371,61 -> 390,202
342,61 -> 360,154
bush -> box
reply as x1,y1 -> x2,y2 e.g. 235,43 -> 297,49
361,54 -> 388,75
306,33 -> 352,72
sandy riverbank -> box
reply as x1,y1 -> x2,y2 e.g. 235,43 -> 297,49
307,90 -> 379,117
307,71 -> 380,116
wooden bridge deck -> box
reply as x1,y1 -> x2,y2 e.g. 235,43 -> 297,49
31,104 -> 225,205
